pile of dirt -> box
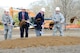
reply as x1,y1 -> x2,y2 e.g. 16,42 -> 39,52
0,36 -> 80,49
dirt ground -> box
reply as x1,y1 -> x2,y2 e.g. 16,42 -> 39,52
0,28 -> 80,50
0,36 -> 80,49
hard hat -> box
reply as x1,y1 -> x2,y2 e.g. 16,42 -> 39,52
4,8 -> 9,12
5,9 -> 9,12
55,7 -> 60,11
21,7 -> 27,10
41,8 -> 45,12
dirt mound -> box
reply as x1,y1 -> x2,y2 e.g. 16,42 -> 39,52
0,36 -> 80,49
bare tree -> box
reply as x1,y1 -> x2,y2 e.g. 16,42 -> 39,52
29,0 -> 47,14
29,0 -> 80,22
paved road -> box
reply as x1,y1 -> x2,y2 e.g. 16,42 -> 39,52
0,45 -> 80,53
0,28 -> 80,41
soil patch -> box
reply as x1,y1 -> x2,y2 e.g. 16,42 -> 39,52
0,36 -> 80,49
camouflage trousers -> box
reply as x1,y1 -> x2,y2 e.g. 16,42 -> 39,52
4,25 -> 13,40
53,24 -> 64,36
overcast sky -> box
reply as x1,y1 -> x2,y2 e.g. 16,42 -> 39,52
0,0 -> 39,9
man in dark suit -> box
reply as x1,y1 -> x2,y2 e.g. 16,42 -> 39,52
18,8 -> 29,38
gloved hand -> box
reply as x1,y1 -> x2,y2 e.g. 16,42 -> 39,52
4,24 -> 7,25
13,22 -> 15,25
56,21 -> 60,23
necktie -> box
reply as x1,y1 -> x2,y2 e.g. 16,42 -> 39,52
22,12 -> 25,19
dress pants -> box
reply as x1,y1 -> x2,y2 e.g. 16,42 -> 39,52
20,23 -> 29,38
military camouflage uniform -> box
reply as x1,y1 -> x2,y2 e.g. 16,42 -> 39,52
2,14 -> 13,40
52,12 -> 65,36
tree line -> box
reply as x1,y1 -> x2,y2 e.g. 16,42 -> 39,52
29,0 -> 80,23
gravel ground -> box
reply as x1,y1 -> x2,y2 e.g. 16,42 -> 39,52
0,45 -> 80,53
0,28 -> 80,41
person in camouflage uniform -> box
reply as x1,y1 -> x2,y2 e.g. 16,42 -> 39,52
2,10 -> 14,40
52,7 -> 65,36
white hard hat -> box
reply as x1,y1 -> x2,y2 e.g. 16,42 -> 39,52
4,8 -> 9,12
41,8 -> 45,12
21,7 -> 27,10
5,9 -> 9,12
55,7 -> 60,11
3,8 -> 9,11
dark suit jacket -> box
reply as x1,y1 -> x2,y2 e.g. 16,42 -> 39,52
34,12 -> 44,30
35,12 -> 44,25
18,12 -> 29,22
18,12 -> 29,27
